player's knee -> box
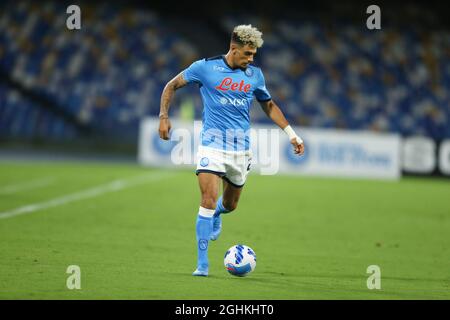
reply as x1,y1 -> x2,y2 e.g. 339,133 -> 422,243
223,199 -> 238,212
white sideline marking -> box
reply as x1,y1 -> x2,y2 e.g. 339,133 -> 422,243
0,178 -> 56,194
0,172 -> 171,220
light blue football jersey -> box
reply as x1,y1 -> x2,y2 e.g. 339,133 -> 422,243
182,55 -> 271,151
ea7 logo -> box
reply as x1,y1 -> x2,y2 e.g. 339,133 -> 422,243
213,65 -> 225,72
220,97 -> 247,107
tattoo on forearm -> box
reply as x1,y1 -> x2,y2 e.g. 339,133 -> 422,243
159,73 -> 187,117
160,86 -> 174,117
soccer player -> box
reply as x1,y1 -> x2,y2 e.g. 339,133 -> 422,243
158,25 -> 304,276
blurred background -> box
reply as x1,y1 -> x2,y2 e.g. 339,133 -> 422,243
0,0 -> 449,176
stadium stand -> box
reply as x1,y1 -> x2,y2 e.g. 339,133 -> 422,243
0,1 -> 449,143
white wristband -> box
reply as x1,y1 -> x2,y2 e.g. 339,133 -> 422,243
283,125 -> 303,144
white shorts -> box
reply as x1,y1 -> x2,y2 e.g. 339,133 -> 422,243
195,146 -> 252,188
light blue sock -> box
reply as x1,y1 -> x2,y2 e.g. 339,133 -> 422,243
196,207 -> 214,270
214,196 -> 230,217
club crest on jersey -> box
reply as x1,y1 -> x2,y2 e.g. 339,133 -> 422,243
245,68 -> 253,77
215,78 -> 251,93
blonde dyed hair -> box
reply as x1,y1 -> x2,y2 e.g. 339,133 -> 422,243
232,24 -> 264,48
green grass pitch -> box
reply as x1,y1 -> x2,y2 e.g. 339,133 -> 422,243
0,161 -> 449,299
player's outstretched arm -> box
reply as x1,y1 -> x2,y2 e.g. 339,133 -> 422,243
259,99 -> 304,155
158,73 -> 188,140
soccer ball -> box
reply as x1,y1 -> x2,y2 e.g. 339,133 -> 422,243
224,244 -> 257,276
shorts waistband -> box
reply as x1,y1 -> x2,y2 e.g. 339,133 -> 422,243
198,145 -> 252,156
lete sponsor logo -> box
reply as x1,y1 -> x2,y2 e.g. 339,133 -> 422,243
215,77 -> 251,93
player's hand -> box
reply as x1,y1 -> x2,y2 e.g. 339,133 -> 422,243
291,137 -> 304,156
158,117 -> 171,140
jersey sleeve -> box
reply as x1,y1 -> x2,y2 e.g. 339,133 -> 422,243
182,59 -> 205,85
254,69 -> 272,102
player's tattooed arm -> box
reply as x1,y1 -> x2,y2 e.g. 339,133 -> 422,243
159,72 -> 188,118
158,73 -> 187,140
